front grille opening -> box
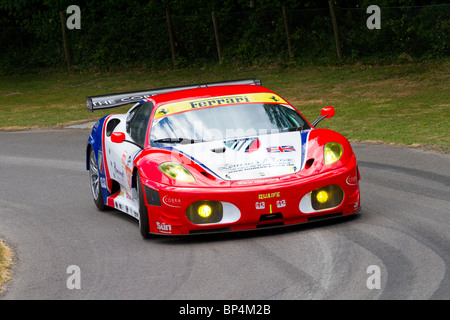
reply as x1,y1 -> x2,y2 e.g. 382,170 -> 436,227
259,212 -> 283,222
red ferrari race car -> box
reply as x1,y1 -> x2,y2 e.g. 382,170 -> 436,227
86,79 -> 361,238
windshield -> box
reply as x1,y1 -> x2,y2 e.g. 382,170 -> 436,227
150,103 -> 310,145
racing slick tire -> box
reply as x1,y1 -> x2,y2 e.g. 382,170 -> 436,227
136,171 -> 151,239
89,147 -> 106,211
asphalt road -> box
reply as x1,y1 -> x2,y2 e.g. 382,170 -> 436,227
0,129 -> 449,300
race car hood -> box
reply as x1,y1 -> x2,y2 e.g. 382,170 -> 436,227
174,131 -> 310,181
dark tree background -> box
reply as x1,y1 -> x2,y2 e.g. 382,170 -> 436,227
0,0 -> 448,72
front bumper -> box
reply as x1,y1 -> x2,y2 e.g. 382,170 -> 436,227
141,157 -> 360,235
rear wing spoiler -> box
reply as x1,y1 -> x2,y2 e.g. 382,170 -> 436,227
86,78 -> 262,112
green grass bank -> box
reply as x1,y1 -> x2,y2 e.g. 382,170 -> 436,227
1,62 -> 448,153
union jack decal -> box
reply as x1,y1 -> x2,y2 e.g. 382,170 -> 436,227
266,145 -> 296,153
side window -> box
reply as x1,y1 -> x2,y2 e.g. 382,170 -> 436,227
126,102 -> 153,147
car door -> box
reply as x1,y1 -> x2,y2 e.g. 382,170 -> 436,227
124,102 -> 153,192
106,102 -> 153,199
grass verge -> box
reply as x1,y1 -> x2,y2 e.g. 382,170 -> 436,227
0,239 -> 13,292
0,62 -> 449,153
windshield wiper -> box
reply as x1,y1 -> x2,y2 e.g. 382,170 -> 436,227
152,137 -> 205,144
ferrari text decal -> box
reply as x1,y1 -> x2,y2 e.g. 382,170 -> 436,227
190,96 -> 249,108
153,93 -> 288,119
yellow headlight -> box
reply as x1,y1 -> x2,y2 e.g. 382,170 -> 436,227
198,204 -> 212,218
186,201 -> 223,225
159,162 -> 195,182
311,185 -> 344,210
324,142 -> 343,165
316,190 -> 329,204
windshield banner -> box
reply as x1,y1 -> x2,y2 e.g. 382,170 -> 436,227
154,93 -> 288,120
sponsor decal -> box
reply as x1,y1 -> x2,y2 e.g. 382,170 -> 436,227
255,202 -> 265,209
346,174 -> 358,185
266,145 -> 296,153
122,152 -> 132,167
157,222 -> 172,234
100,177 -> 107,189
157,107 -> 169,116
162,195 -> 182,208
224,137 -> 260,153
219,158 -> 295,174
276,200 -> 286,208
235,175 -> 293,185
258,192 -> 280,200
269,95 -> 279,102
113,200 -> 138,218
122,152 -> 133,189
93,95 -> 151,107
112,162 -> 124,179
98,151 -> 103,173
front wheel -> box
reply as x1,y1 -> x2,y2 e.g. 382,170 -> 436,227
136,172 -> 151,239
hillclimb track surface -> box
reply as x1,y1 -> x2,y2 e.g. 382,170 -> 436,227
0,129 -> 449,300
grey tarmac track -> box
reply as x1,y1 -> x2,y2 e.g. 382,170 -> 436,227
0,129 -> 449,300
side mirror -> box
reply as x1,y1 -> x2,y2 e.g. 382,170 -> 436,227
312,106 -> 335,127
321,106 -> 335,118
110,132 -> 144,149
111,132 -> 126,143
